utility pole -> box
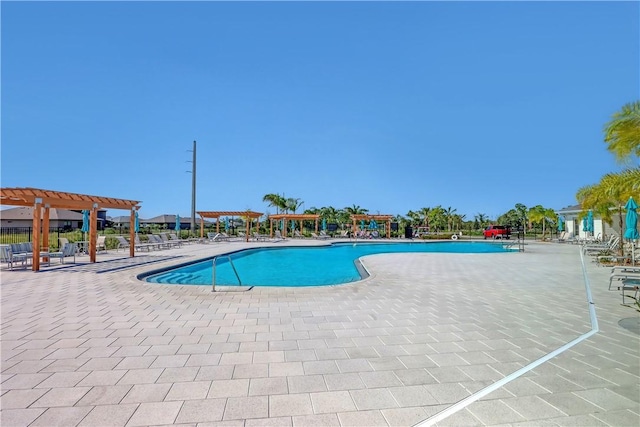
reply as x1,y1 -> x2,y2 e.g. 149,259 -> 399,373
191,140 -> 197,235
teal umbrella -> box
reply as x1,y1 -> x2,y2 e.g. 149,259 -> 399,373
624,197 -> 639,240
224,218 -> 229,232
360,220 -> 365,231
322,218 -> 327,231
369,219 -> 378,230
81,210 -> 90,233
290,220 -> 296,230
624,197 -> 638,266
587,210 -> 594,234
175,215 -> 181,234
557,216 -> 564,232
582,216 -> 588,232
134,211 -> 140,233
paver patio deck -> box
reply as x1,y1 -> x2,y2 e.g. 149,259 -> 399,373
1,239 -> 638,426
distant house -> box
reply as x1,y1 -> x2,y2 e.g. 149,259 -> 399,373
0,207 -> 107,230
138,214 -> 210,230
556,204 -> 621,240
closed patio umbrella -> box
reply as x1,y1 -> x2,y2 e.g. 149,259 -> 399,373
557,216 -> 564,232
587,210 -> 594,236
369,219 -> 378,230
624,197 -> 638,265
81,210 -> 90,247
134,211 -> 140,234
322,218 -> 327,231
175,215 -> 181,237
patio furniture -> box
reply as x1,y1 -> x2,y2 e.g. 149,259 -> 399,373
114,236 -> 131,252
48,243 -> 77,265
1,244 -> 29,270
96,235 -> 107,252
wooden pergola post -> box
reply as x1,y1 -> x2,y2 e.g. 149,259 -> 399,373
89,204 -> 98,263
42,204 -> 50,251
130,208 -> 136,258
32,198 -> 42,271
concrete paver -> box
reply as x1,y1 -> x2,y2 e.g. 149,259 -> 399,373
1,240 -> 639,426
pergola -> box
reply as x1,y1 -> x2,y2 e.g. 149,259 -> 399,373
197,211 -> 263,242
0,187 -> 141,271
350,214 -> 394,238
268,214 -> 321,237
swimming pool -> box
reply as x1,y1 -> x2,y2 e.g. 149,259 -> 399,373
143,241 -> 513,287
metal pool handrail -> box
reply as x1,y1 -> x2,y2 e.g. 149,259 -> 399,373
212,255 -> 241,292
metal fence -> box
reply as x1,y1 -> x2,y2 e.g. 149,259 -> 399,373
0,227 -> 86,250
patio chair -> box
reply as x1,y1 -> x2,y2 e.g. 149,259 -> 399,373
160,233 -> 181,248
133,235 -> 155,251
294,230 -> 304,238
311,232 -> 330,240
48,243 -> 77,265
169,234 -> 183,246
114,236 -> 131,252
272,230 -> 285,241
1,244 -> 29,270
583,236 -> 619,255
96,235 -> 107,252
147,234 -> 170,249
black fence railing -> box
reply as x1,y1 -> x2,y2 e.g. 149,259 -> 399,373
0,227 -> 87,250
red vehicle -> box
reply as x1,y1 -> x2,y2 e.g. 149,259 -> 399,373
483,225 -> 511,239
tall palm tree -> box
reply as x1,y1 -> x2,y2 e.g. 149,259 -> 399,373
474,213 -> 489,231
285,197 -> 303,214
418,207 -> 431,229
262,194 -> 287,214
445,206 -> 457,232
604,100 -> 640,164
577,169 -> 640,255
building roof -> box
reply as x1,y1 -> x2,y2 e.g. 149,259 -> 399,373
0,206 -> 84,221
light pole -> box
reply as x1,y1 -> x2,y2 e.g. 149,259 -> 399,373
186,140 -> 197,236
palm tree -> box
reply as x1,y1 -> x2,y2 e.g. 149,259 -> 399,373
577,169 -> 640,255
474,213 -> 489,231
285,197 -> 303,214
406,210 -> 421,227
418,207 -> 431,229
262,194 -> 287,214
528,205 -> 556,239
604,101 -> 640,164
445,206 -> 457,232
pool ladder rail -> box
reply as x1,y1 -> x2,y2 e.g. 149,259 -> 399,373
211,255 -> 242,292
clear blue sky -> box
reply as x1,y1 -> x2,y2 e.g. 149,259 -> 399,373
2,1 -> 638,221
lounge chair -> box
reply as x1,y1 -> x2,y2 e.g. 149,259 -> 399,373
48,243 -> 77,265
135,235 -> 158,251
583,235 -> 619,255
96,235 -> 107,252
148,234 -> 170,249
272,230 -> 285,241
1,244 -> 29,270
253,232 -> 268,241
160,233 -> 181,248
320,230 -> 331,239
311,232 -> 330,240
169,234 -> 183,246
114,236 -> 131,252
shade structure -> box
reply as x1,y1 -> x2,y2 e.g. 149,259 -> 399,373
81,210 -> 90,233
134,211 -> 140,233
175,215 -> 181,233
557,216 -> 564,232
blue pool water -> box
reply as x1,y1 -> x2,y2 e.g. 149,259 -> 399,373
144,241 -> 512,287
